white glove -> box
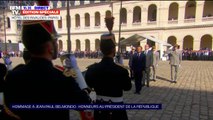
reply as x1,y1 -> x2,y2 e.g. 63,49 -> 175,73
169,46 -> 173,50
89,90 -> 96,102
69,54 -> 78,68
62,54 -> 88,90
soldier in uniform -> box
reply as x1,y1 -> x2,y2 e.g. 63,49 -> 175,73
167,44 -> 182,83
0,63 -> 7,118
85,33 -> 132,120
3,1 -> 91,120
150,46 -> 159,81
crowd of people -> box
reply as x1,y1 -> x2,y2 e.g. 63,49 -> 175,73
182,48 -> 213,61
2,48 -> 213,61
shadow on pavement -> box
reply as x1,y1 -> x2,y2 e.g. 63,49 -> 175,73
156,76 -> 171,83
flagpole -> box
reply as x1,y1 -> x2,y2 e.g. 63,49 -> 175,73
67,0 -> 71,53
3,6 -> 7,52
118,0 -> 122,53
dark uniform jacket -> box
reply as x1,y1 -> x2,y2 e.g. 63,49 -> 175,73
85,57 -> 132,97
4,57 -> 90,120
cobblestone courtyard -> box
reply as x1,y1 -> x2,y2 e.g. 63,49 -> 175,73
1,58 -> 213,120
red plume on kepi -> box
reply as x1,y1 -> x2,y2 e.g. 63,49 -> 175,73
22,0 -> 60,40
21,0 -> 61,53
37,0 -> 49,6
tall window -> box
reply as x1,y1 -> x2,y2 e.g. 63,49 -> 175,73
58,17 -> 62,28
185,1 -> 196,19
95,12 -> 100,26
133,6 -> 141,23
7,17 -> 10,28
120,8 -> 127,24
148,4 -> 157,21
168,2 -> 179,20
75,14 -> 80,27
85,13 -> 90,27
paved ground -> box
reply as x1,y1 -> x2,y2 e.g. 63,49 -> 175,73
1,58 -> 213,120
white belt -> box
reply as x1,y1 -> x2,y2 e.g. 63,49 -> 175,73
96,95 -> 123,103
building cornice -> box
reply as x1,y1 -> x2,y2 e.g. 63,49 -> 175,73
58,2 -> 112,10
58,24 -> 213,35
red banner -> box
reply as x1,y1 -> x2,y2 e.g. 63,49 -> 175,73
21,10 -> 60,15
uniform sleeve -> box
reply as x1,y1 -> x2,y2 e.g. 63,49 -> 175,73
85,68 -> 95,89
131,54 -> 136,70
122,69 -> 132,91
61,77 -> 91,104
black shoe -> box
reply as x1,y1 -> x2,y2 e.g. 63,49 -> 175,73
147,85 -> 149,87
174,81 -> 177,83
153,79 -> 156,82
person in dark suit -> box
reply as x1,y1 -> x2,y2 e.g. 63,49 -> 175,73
0,63 -> 7,93
0,63 -> 7,118
3,3 -> 91,120
128,47 -> 136,80
85,33 -> 132,120
132,46 -> 146,94
143,44 -> 153,87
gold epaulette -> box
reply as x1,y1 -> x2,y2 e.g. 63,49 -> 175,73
3,104 -> 21,120
54,65 -> 77,78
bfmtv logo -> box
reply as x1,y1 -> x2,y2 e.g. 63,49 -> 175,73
10,6 -> 21,15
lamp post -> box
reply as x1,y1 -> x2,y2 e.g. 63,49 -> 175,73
2,4 -> 7,52
118,0 -> 122,53
67,0 -> 71,53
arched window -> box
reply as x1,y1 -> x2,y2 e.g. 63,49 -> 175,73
183,35 -> 194,50
85,13 -> 90,27
58,40 -> 63,51
200,34 -> 212,50
76,39 -> 81,51
133,6 -> 141,23
105,10 -> 112,18
7,17 -> 11,28
203,1 -> 213,18
75,14 -> 80,27
120,8 -> 127,24
167,36 -> 177,46
185,1 -> 196,19
148,4 -> 157,21
168,2 -> 179,20
85,39 -> 90,51
58,17 -> 62,28
95,39 -> 100,50
95,12 -> 100,26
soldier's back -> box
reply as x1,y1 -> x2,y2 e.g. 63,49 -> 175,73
4,57 -> 90,120
86,57 -> 131,97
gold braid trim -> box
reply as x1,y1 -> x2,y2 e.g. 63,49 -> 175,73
3,104 -> 21,120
